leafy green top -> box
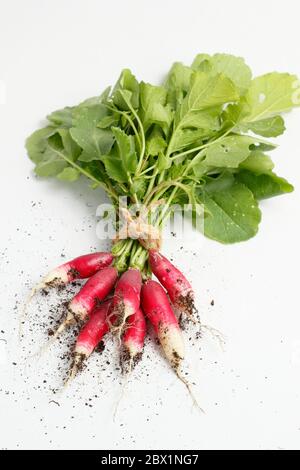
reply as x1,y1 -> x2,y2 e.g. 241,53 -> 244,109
26,53 -> 299,244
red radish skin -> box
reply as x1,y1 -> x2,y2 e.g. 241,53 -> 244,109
38,252 -> 114,289
141,280 -> 201,409
141,280 -> 184,370
112,268 -> 142,336
54,266 -> 118,339
121,308 -> 146,372
149,250 -> 195,317
20,252 -> 114,339
69,300 -> 112,381
68,266 -> 118,322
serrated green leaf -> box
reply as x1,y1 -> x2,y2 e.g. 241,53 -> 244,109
81,160 -> 107,183
113,69 -> 139,110
139,82 -> 173,134
78,150 -> 101,162
26,127 -> 57,163
57,167 -> 80,182
35,157 -> 68,177
70,105 -> 114,159
165,62 -> 193,94
165,62 -> 193,109
245,72 -> 300,122
157,152 -> 172,171
72,104 -> 109,127
198,182 -> 261,243
249,142 -> 277,152
168,71 -> 239,156
58,129 -> 81,161
239,151 -> 274,173
169,128 -> 206,153
224,99 -> 286,138
246,115 -> 285,137
191,54 -> 211,72
235,170 -> 294,199
146,128 -> 167,156
34,133 -> 68,177
130,179 -> 147,199
47,107 -> 73,127
205,135 -> 253,168
204,172 -> 235,194
112,127 -> 137,174
181,109 -> 221,131
70,127 -> 114,159
222,102 -> 250,126
169,164 -> 183,180
97,114 -> 119,129
33,133 -> 67,177
100,154 -> 128,183
193,54 -> 252,95
181,71 -> 239,117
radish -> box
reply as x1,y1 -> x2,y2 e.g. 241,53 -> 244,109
68,300 -> 112,381
114,307 -> 147,418
141,280 -> 201,408
149,250 -> 196,318
121,308 -> 146,373
55,266 -> 118,338
111,268 -> 142,338
141,280 -> 184,369
36,252 -> 113,290
68,266 -> 118,321
20,252 -> 114,338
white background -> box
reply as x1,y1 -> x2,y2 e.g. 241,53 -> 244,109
1,0 -> 300,451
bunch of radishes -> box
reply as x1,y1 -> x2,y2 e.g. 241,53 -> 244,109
29,249 -> 196,393
24,53 -> 300,407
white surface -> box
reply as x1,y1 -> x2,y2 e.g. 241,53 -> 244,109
1,0 -> 300,451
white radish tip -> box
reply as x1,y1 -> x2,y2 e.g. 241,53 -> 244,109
41,264 -> 71,289
158,324 -> 185,368
174,291 -> 197,320
68,300 -> 88,323
65,353 -> 87,387
120,345 -> 143,374
42,266 -> 70,287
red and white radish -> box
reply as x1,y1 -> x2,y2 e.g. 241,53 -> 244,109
121,308 -> 146,373
149,250 -> 195,318
38,252 -> 113,289
141,280 -> 184,369
20,252 -> 114,338
111,268 -> 142,337
141,280 -> 203,411
68,300 -> 112,381
141,279 -> 201,408
55,266 -> 118,338
68,266 -> 118,321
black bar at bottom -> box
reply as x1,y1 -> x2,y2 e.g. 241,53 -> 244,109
0,450 -> 211,462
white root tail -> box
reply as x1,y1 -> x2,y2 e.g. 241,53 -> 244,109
19,284 -> 44,340
175,369 -> 205,414
28,311 -> 75,359
19,267 -> 69,341
200,323 -> 226,351
113,357 -> 133,422
64,353 -> 86,388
